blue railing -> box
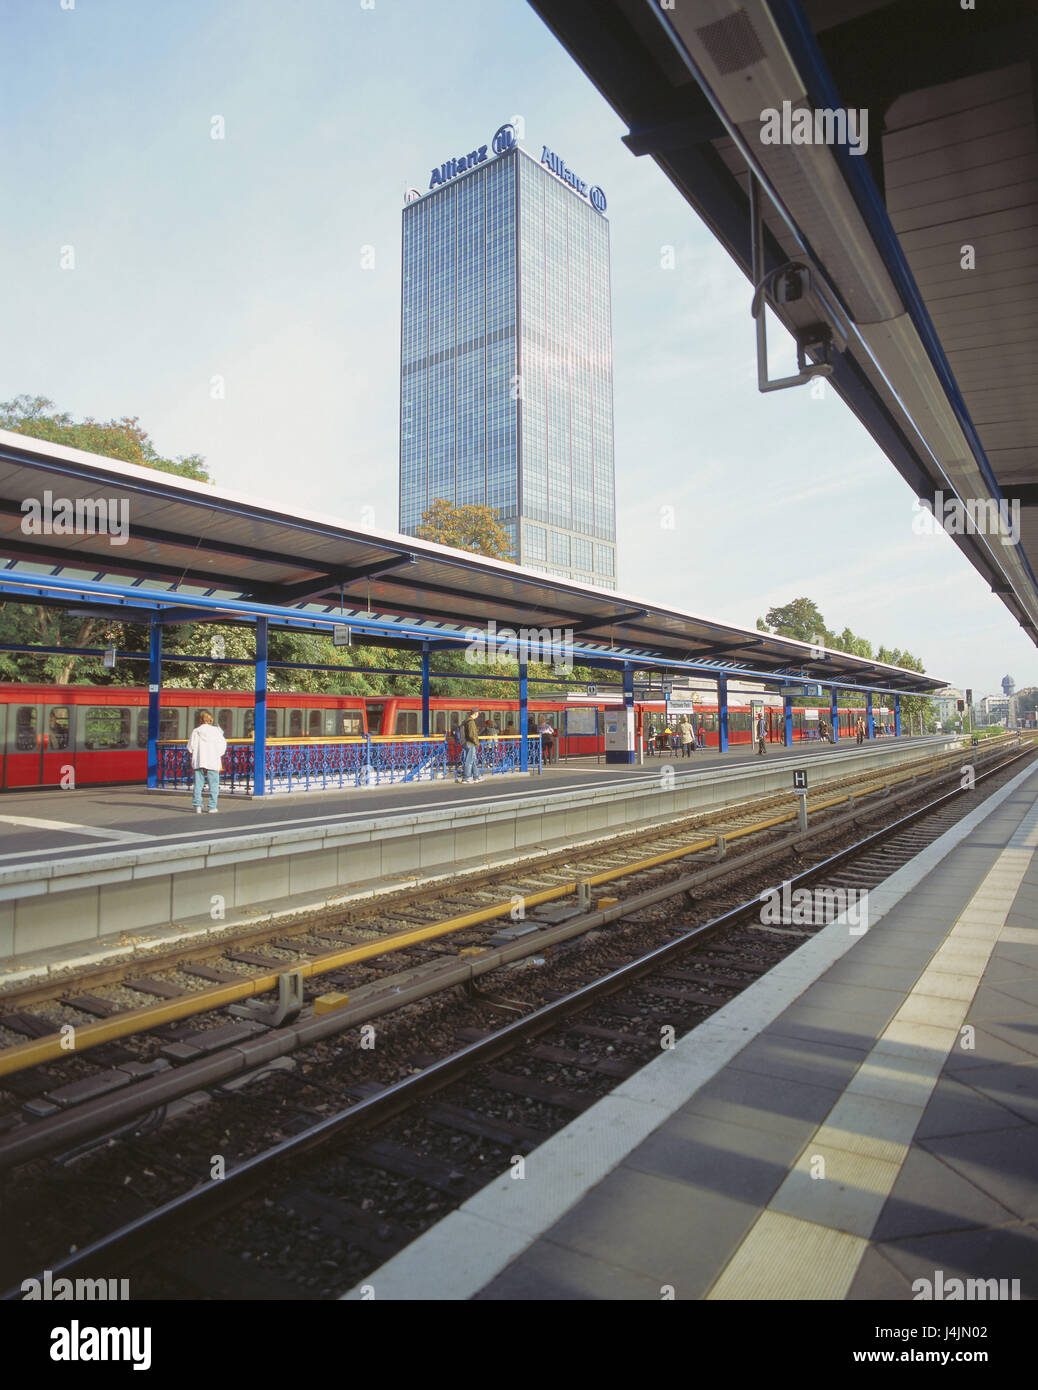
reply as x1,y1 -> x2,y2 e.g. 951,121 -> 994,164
158,735 -> 541,794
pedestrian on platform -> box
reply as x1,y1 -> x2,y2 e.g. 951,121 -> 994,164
540,717 -> 555,766
756,711 -> 768,756
461,709 -> 482,782
189,711 -> 227,813
486,720 -> 500,770
679,717 -> 695,757
819,717 -> 829,743
856,716 -> 866,745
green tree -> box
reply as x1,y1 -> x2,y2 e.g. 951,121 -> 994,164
414,499 -> 514,561
1,395 -> 211,482
0,397 -> 213,684
757,597 -> 829,645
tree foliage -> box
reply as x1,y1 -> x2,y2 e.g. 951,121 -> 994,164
755,597 -> 936,729
0,396 -> 214,684
1,395 -> 211,482
413,498 -> 514,561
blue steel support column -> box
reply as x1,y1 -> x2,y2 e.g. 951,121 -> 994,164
519,662 -> 529,771
254,617 -> 269,796
895,694 -> 901,737
830,686 -> 839,742
783,694 -> 793,747
866,692 -> 874,740
420,644 -> 430,737
717,674 -> 729,753
146,619 -> 162,788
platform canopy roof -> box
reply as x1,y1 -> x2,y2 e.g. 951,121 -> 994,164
528,0 -> 1038,646
0,429 -> 943,695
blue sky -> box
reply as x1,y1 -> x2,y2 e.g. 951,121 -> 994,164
1,0 -> 1032,697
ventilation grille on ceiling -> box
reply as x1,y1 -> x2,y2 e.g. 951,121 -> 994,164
695,9 -> 767,76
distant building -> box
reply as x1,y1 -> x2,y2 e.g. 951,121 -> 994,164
399,122 -> 617,588
977,694 -> 1009,725
932,686 -> 965,726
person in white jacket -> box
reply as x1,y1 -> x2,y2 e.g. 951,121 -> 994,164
188,712 -> 228,813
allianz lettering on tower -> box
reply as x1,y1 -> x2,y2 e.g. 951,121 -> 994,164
420,124 -> 606,214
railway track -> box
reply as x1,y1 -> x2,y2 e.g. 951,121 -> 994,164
0,738 -> 1006,1093
1,734 -> 1032,1299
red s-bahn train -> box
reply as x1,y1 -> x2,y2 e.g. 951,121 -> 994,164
0,684 -> 874,790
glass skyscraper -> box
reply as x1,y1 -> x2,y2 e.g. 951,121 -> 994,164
399,129 -> 616,589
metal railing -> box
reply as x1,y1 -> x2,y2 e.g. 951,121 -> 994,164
157,734 -> 541,793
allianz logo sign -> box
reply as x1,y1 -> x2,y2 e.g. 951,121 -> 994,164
422,124 -> 606,213
428,123 -> 516,190
540,146 -> 607,212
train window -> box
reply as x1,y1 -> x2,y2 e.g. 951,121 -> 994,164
367,703 -> 384,735
218,709 -> 234,738
730,712 -> 750,733
395,710 -> 420,735
46,707 -> 70,751
13,706 -> 37,752
242,709 -> 279,738
134,708 -> 182,748
340,713 -> 363,737
288,709 -> 304,737
84,707 -> 132,750
308,710 -> 324,738
160,708 -> 183,740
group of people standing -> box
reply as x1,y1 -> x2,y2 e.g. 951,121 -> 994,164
645,717 -> 699,756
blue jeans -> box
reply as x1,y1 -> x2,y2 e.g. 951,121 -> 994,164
193,768 -> 220,809
461,744 -> 478,781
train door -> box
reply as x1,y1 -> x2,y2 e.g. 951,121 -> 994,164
3,700 -> 73,788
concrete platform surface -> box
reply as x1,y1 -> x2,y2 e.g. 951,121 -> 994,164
344,759 -> 1038,1301
0,734 -> 950,864
0,736 -> 967,969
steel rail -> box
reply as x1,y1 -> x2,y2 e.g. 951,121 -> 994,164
5,737 -> 1032,1296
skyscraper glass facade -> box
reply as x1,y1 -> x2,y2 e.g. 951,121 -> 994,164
399,141 -> 616,588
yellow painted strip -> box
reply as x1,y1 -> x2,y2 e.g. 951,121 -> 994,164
707,1212 -> 866,1300
4,739 -> 1015,1081
313,992 -> 351,1015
